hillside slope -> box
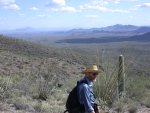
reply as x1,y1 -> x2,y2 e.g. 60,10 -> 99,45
127,32 -> 150,41
0,35 -> 90,64
0,35 -> 150,113
56,32 -> 150,43
0,35 -> 86,80
0,35 -> 88,113
0,34 -> 61,58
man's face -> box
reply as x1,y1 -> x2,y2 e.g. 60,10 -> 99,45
87,72 -> 98,81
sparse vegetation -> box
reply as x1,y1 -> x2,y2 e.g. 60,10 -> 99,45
0,34 -> 150,113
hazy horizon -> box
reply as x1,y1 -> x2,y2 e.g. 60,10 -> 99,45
1,24 -> 150,32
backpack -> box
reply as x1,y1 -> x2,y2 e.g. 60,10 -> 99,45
64,80 -> 87,113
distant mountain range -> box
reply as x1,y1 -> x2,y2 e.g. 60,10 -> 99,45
56,32 -> 150,44
1,24 -> 150,44
1,24 -> 150,34
100,24 -> 138,32
68,24 -> 150,34
69,24 -> 138,33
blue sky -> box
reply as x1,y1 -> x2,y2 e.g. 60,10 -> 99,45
0,0 -> 150,30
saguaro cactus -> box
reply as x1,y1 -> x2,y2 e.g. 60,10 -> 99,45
118,55 -> 125,98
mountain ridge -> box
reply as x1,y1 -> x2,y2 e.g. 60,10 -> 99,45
1,24 -> 150,34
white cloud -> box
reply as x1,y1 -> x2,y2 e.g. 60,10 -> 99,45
110,9 -> 129,13
4,3 -> 20,10
30,7 -> 39,11
80,1 -> 128,13
49,6 -> 78,13
0,0 -> 20,10
61,6 -> 77,12
46,0 -> 65,7
104,0 -> 120,4
86,14 -> 99,18
46,0 -> 78,13
136,3 -> 150,8
80,1 -> 108,9
103,0 -> 138,4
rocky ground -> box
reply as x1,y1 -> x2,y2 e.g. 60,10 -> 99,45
137,107 -> 150,113
1,102 -> 150,113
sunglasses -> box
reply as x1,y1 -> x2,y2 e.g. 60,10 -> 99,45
92,73 -> 98,77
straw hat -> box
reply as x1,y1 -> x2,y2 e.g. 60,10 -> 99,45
82,64 -> 100,74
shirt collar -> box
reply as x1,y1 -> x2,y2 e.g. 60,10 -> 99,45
83,76 -> 93,87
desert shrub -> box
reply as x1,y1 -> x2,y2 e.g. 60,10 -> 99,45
12,96 -> 35,112
33,93 -> 66,113
111,97 -> 138,113
113,101 -> 124,113
141,97 -> 150,108
126,76 -> 150,101
144,100 -> 150,108
127,101 -> 138,113
0,103 -> 8,111
128,105 -> 137,113
0,76 -> 13,101
94,62 -> 119,109
33,100 -> 42,112
30,59 -> 59,101
38,101 -> 63,113
36,73 -> 57,100
14,74 -> 34,96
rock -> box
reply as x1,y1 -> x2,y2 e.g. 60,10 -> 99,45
14,103 -> 35,112
25,105 -> 35,112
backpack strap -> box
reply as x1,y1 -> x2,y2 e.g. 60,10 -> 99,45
63,110 -> 68,113
77,80 -> 88,86
76,80 -> 88,112
79,80 -> 96,99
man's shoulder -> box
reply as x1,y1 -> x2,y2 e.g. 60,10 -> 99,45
79,82 -> 89,89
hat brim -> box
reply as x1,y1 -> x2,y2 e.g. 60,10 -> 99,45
81,70 -> 100,74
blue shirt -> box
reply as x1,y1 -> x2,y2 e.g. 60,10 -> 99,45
78,76 -> 95,113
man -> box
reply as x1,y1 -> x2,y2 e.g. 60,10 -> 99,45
78,64 -> 99,113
